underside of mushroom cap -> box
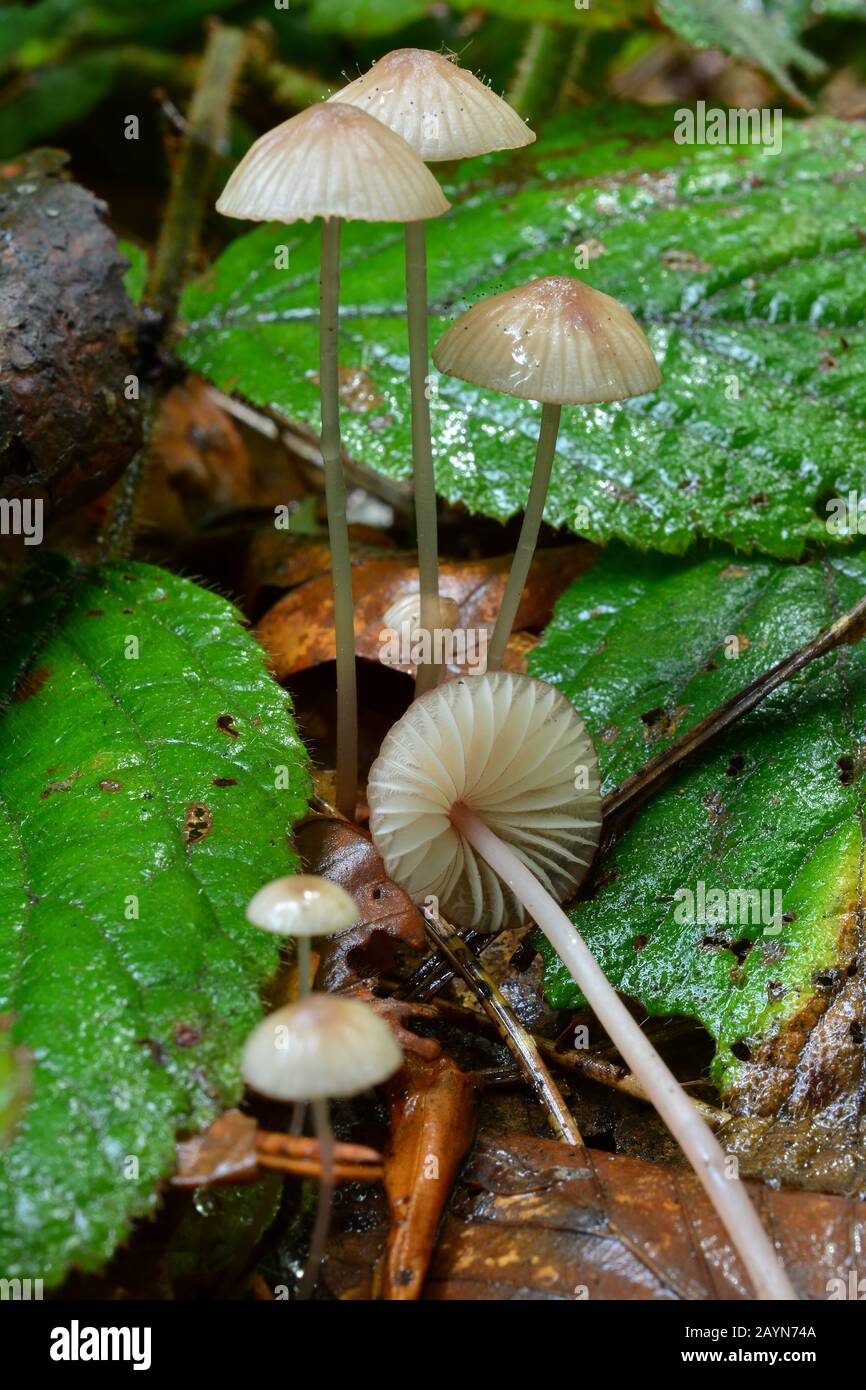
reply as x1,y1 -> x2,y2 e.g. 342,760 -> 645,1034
368,672 -> 602,933
216,102 -> 450,224
242,995 -> 403,1102
432,275 -> 662,404
329,48 -> 535,163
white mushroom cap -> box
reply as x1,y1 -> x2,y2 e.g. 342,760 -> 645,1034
383,592 -> 460,633
329,48 -> 534,163
368,672 -> 602,933
433,275 -> 662,404
216,102 -> 450,224
242,994 -> 403,1101
246,875 -> 359,938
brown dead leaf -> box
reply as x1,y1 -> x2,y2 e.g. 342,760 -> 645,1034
141,377 -> 253,534
383,1054 -> 479,1301
256,543 -> 595,681
173,1109 -> 259,1188
326,1130 -> 865,1300
296,815 -> 427,991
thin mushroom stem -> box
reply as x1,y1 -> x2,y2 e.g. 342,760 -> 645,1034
450,802 -> 797,1302
320,215 -> 358,820
296,937 -> 313,999
405,220 -> 441,696
299,1096 -> 335,1300
487,402 -> 561,672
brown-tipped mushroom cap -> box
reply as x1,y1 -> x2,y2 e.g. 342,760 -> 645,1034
242,994 -> 403,1101
383,592 -> 460,633
367,672 -> 602,933
433,275 -> 662,405
329,48 -> 534,163
216,102 -> 450,224
246,875 -> 359,938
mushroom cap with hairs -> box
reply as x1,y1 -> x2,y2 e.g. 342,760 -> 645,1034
216,102 -> 449,225
329,48 -> 534,163
433,275 -> 662,404
368,672 -> 602,933
242,994 -> 403,1102
246,874 -> 359,938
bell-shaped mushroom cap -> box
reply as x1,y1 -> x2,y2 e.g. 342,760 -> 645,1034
242,994 -> 403,1101
329,48 -> 534,163
368,672 -> 602,933
216,102 -> 449,225
383,592 -> 460,633
246,875 -> 359,938
433,275 -> 662,405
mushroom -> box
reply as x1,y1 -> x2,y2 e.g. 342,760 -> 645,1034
382,591 -> 461,685
217,103 -> 449,817
433,276 -> 662,671
243,993 -> 403,1297
246,873 -> 359,996
330,50 -> 534,694
367,672 -> 796,1301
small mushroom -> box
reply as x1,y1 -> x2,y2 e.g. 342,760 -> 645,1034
433,275 -> 662,670
243,993 -> 402,1298
367,672 -> 796,1302
331,50 -> 534,694
382,591 -> 460,685
217,104 -> 448,817
246,873 -> 359,995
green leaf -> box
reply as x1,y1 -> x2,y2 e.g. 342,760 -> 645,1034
529,545 -> 866,1101
180,107 -> 866,560
658,0 -> 825,104
0,558 -> 309,1285
118,238 -> 147,304
305,0 -> 430,35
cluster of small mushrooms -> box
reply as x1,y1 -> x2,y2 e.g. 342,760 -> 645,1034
221,49 -> 796,1301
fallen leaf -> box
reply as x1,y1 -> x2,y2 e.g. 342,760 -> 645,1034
174,1110 -> 259,1189
383,1054 -> 479,1301
297,816 -> 427,991
256,542 -> 595,680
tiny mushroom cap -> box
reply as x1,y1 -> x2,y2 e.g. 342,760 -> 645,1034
368,672 -> 602,933
242,994 -> 403,1102
329,48 -> 535,163
433,275 -> 662,405
246,875 -> 359,938
383,592 -> 460,633
216,102 -> 449,224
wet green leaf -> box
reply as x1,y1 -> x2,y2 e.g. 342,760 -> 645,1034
180,107 -> 866,559
529,545 -> 866,1099
0,558 -> 309,1285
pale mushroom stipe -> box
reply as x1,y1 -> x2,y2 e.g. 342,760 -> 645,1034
433,275 -> 662,671
368,672 -> 797,1302
216,102 -> 449,818
331,50 -> 534,695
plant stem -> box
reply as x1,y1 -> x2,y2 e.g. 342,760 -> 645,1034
508,24 -> 574,120
421,904 -> 581,1145
488,403 -> 561,672
300,1097 -> 335,1300
319,216 -> 358,821
148,22 -> 246,326
99,22 -> 247,563
450,803 -> 797,1302
296,937 -> 312,998
603,586 -> 866,828
405,220 -> 441,696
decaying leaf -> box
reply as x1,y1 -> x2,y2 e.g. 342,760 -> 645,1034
174,1110 -> 259,1189
383,1054 -> 479,1301
297,815 -> 427,991
257,542 -> 594,681
0,151 -> 141,517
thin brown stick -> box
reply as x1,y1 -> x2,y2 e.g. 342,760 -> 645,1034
421,905 -> 582,1146
257,1154 -> 384,1182
256,1132 -> 381,1164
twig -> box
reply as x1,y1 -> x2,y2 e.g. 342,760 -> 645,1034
99,22 -> 249,563
602,587 -> 866,828
421,905 -> 582,1146
256,1132 -> 381,1164
257,1154 -> 384,1182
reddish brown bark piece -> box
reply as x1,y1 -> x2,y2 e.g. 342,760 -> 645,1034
383,1054 -> 479,1301
297,816 -> 427,991
0,151 -> 141,516
256,544 -> 595,680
